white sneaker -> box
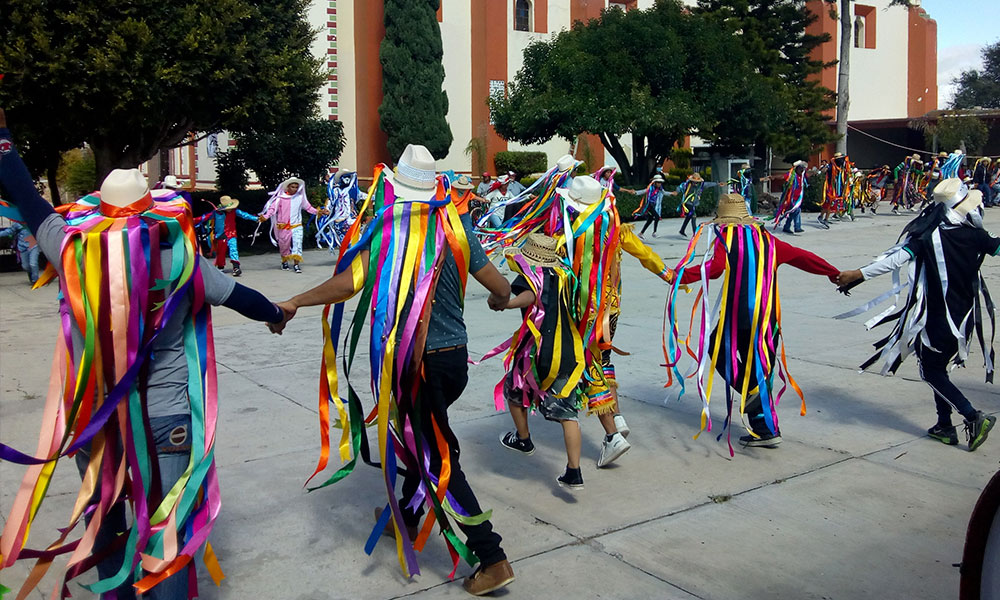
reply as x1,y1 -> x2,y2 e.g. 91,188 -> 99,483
597,433 -> 631,468
613,414 -> 630,438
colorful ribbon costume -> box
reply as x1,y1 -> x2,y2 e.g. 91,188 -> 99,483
0,191 -> 224,599
822,155 -> 852,215
305,166 -> 488,578
772,167 -> 807,229
316,171 -> 364,251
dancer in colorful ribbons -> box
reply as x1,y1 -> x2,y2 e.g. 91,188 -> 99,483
270,144 -> 515,596
862,165 -> 892,214
496,234 -> 590,488
891,154 -> 925,214
631,174 -> 666,238
194,194 -> 257,276
836,178 -> 998,452
0,111 -> 289,600
925,151 -> 948,202
258,177 -> 328,273
773,160 -> 808,233
989,157 -> 1000,207
675,172 -> 721,237
0,220 -> 39,284
316,169 -> 365,251
972,157 -> 994,208
940,149 -> 966,180
666,194 -> 839,453
818,152 -> 852,227
734,163 -> 757,214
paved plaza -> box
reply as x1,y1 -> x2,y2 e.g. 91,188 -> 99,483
2,210 -> 999,599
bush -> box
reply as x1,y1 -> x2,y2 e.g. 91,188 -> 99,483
670,147 -> 693,170
494,151 -> 547,177
802,173 -> 824,213
520,175 -> 540,188
58,148 -> 96,200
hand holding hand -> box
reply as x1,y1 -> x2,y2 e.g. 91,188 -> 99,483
487,291 -> 509,311
258,215 -> 266,222
267,301 -> 297,335
319,208 -> 330,216
836,269 -> 863,287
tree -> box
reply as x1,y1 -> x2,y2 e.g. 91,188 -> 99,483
491,1 -> 771,184
696,0 -> 837,160
924,116 -> 990,155
0,0 -> 325,202
951,40 -> 1000,109
218,118 -> 346,191
379,0 -> 452,161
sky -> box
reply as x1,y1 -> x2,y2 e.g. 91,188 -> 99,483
920,0 -> 998,106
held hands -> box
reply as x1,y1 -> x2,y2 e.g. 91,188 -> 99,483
257,215 -> 266,222
487,291 -> 510,311
267,301 -> 297,335
836,270 -> 863,287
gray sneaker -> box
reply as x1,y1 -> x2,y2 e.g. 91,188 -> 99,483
597,433 -> 630,468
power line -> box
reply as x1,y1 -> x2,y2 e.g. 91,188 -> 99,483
847,124 -> 990,159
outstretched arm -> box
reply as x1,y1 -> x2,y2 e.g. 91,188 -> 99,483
472,262 -> 512,311
678,245 -> 726,285
620,225 -> 673,281
236,209 -> 257,222
505,289 -> 536,310
0,112 -> 57,234
773,238 -> 839,283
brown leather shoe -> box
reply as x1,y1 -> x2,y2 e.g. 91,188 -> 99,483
462,559 -> 515,596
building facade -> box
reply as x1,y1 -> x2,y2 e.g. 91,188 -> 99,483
161,0 -> 936,188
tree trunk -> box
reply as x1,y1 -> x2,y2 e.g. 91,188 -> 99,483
598,132 -> 633,183
632,134 -> 649,186
46,158 -> 62,206
836,0 -> 851,155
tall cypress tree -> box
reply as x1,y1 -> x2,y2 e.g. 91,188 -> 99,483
379,0 -> 453,161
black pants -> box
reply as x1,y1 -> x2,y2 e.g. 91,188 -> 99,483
711,327 -> 779,435
640,210 -> 660,234
679,212 -> 697,235
399,347 -> 506,566
916,340 -> 977,427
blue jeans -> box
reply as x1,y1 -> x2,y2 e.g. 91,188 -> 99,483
76,414 -> 193,600
20,245 -> 39,284
782,209 -> 802,232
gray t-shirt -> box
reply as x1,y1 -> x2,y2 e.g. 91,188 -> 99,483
36,214 -> 236,418
424,214 -> 489,350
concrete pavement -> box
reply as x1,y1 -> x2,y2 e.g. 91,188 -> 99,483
1,209 -> 998,599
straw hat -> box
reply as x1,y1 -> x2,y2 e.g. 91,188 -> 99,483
933,178 -> 983,217
938,151 -> 948,158
689,172 -> 704,183
556,176 -> 605,212
833,152 -> 844,159
453,174 -> 474,190
101,169 -> 151,209
712,193 -> 756,225
219,195 -> 240,211
393,144 -> 437,193
504,233 -> 563,268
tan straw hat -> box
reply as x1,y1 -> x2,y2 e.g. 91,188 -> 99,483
504,233 -> 563,268
712,193 -> 756,225
219,195 -> 240,210
689,172 -> 704,183
453,174 -> 474,190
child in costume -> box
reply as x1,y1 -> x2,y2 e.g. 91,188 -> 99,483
836,178 -> 997,451
269,145 -> 516,596
674,172 -> 722,237
734,163 -> 757,214
666,194 -> 839,453
631,174 -> 666,238
194,194 -> 257,276
316,169 -> 365,251
891,154 -> 925,214
818,152 -> 852,227
773,160 -> 808,233
0,114 -> 288,599
497,234 -> 589,488
258,177 -> 327,272
863,165 -> 892,214
0,220 -> 40,284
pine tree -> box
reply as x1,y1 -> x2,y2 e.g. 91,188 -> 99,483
379,0 -> 453,161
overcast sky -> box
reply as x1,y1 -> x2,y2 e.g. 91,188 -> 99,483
920,0 -> 998,107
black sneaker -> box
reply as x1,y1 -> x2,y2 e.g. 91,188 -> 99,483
556,466 -> 584,489
232,263 -> 242,277
738,432 -> 782,448
927,423 -> 958,445
293,264 -> 302,274
965,411 -> 996,452
499,431 -> 534,455
281,262 -> 290,271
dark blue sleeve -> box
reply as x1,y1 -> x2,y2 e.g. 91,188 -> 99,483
0,128 -> 56,234
221,282 -> 284,324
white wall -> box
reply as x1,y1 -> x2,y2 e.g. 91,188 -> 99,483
847,0 -> 909,121
438,0 -> 474,172
335,0 -> 359,171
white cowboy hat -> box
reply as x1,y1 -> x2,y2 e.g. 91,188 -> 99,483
651,174 -> 665,183
556,154 -> 577,173
162,175 -> 181,189
392,144 -> 437,200
101,169 -> 151,209
556,176 -> 604,212
793,160 -> 807,168
934,177 -> 982,216
277,177 -> 306,194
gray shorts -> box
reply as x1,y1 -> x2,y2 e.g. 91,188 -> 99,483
503,371 -> 579,422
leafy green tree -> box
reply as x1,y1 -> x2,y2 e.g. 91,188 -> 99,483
218,118 -> 346,191
57,148 -> 97,200
924,116 -> 990,155
951,40 -> 1000,109
491,1 -> 781,184
696,0 -> 836,160
379,0 -> 452,161
0,0 -> 324,202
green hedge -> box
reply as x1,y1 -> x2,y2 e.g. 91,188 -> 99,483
802,173 -> 824,213
494,151 -> 548,177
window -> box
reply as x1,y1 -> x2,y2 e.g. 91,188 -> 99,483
514,0 -> 530,32
853,5 -> 876,49
853,16 -> 864,48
